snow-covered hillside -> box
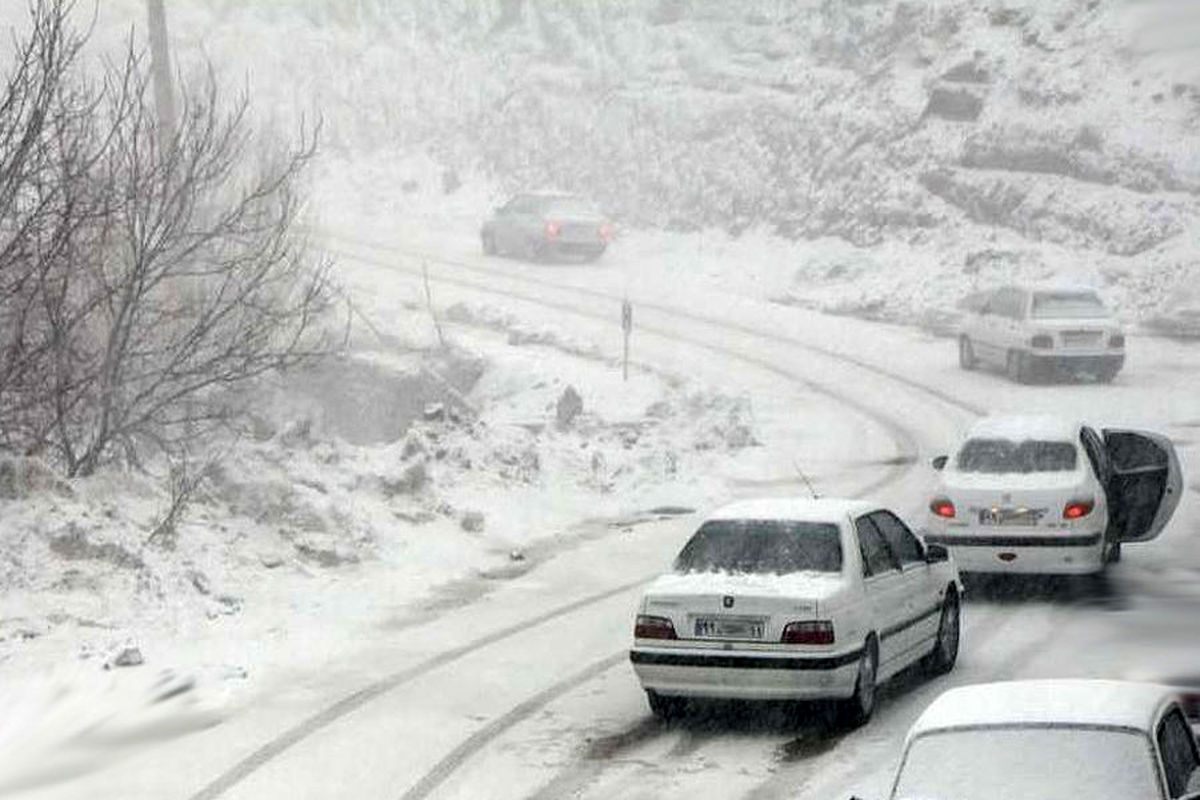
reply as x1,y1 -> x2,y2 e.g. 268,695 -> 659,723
84,0 -> 1200,324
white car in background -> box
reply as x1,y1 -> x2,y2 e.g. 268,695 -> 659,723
957,284 -> 1126,383
864,680 -> 1200,800
629,498 -> 963,727
924,415 -> 1181,577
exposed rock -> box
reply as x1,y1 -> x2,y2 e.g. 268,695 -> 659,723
924,86 -> 985,121
555,385 -> 584,429
106,647 -> 144,670
460,511 -> 486,533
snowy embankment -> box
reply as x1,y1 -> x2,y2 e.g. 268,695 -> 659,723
0,251 -> 769,791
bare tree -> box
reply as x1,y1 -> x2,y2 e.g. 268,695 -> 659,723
0,0 -> 333,478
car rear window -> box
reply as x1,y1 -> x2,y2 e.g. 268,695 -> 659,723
1031,291 -> 1107,319
673,520 -> 843,575
956,438 -> 1078,473
541,196 -> 598,215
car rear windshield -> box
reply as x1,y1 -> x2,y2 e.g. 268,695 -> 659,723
893,726 -> 1158,800
1031,291 -> 1107,319
541,196 -> 598,215
674,520 -> 842,575
956,438 -> 1078,473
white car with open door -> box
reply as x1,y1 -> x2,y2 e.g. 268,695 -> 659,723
957,284 -> 1126,383
857,680 -> 1200,800
629,498 -> 963,727
924,415 -> 1181,577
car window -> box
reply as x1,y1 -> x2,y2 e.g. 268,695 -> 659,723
869,511 -> 924,566
1157,708 -> 1200,798
1032,290 -> 1108,319
1080,426 -> 1112,485
544,196 -> 598,215
854,516 -> 899,577
673,520 -> 843,575
989,287 -> 1024,319
894,727 -> 1159,800
956,438 -> 1078,473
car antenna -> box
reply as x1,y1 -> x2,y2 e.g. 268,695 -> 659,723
791,459 -> 821,499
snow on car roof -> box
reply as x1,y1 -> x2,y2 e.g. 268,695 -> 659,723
705,497 -> 877,523
965,414 -> 1081,442
910,680 -> 1178,738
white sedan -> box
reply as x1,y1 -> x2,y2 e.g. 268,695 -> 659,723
629,498 -> 963,726
869,680 -> 1200,800
924,415 -> 1182,576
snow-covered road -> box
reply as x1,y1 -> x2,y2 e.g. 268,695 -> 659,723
27,231 -> 1200,800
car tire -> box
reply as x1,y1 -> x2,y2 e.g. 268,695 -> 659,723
1096,365 -> 1120,384
837,637 -> 878,729
1106,541 -> 1122,564
958,336 -> 977,371
646,690 -> 684,721
1006,350 -> 1031,384
481,231 -> 497,256
585,245 -> 606,262
922,591 -> 960,676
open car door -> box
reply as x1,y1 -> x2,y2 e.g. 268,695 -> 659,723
1103,429 -> 1183,543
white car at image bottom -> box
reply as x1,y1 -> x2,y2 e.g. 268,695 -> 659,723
924,415 -> 1182,576
629,498 -> 963,726
864,680 -> 1200,800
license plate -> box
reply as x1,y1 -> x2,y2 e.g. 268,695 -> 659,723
694,617 -> 765,640
1062,332 -> 1102,347
979,507 -> 1045,526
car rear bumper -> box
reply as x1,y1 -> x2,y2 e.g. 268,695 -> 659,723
1027,352 -> 1123,372
924,531 -> 1105,575
629,646 -> 862,700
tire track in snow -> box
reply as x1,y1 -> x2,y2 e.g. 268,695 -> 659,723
192,235 -> 980,800
314,231 -> 988,418
315,237 -> 983,800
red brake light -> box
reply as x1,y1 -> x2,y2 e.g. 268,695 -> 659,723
544,220 -> 561,239
930,498 -> 956,519
634,615 -> 677,640
782,620 -> 835,645
599,223 -> 613,241
1063,499 -> 1095,520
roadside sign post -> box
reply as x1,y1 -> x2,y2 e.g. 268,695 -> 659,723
621,299 -> 632,382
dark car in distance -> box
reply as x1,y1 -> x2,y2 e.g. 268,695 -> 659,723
481,192 -> 612,262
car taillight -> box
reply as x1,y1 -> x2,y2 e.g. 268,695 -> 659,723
1109,334 -> 1125,348
634,615 -> 677,640
1063,499 -> 1095,520
930,498 -> 956,519
1030,334 -> 1054,349
782,620 -> 835,645
599,223 -> 613,241
544,220 -> 561,239
1180,691 -> 1200,721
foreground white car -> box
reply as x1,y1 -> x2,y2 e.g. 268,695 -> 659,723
957,284 -> 1125,382
867,680 -> 1200,800
629,498 -> 962,725
925,415 -> 1182,576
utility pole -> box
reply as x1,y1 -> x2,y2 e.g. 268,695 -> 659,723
146,0 -> 176,141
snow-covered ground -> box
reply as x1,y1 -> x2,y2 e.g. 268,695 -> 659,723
4,1 -> 1200,798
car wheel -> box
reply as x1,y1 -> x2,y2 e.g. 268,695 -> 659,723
1006,350 -> 1031,384
837,638 -> 878,728
1096,365 -> 1120,384
481,231 -> 497,256
646,690 -> 684,721
958,336 -> 977,370
585,244 -> 606,263
1106,541 -> 1122,564
922,591 -> 960,676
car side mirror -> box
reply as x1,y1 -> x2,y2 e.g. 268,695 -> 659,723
925,543 -> 950,563
931,455 -> 948,471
